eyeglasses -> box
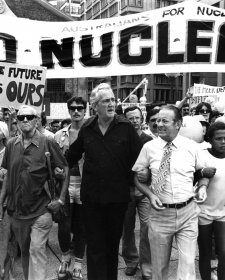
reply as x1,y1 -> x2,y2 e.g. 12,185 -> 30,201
149,118 -> 157,123
17,115 -> 36,121
199,109 -> 210,114
182,108 -> 189,112
69,106 -> 85,112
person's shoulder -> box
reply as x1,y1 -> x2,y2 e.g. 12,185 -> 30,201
44,129 -> 54,138
140,131 -> 153,143
82,116 -> 97,128
54,127 -> 65,138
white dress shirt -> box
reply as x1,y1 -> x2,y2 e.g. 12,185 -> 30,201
132,134 -> 204,204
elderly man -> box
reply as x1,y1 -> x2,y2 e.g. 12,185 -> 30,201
0,105 -> 69,280
133,105 -> 209,280
67,83 -> 142,280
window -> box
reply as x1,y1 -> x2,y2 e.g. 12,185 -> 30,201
86,0 -> 92,8
86,9 -> 92,19
132,75 -> 142,83
136,0 -> 142,7
121,0 -> 127,9
154,89 -> 170,102
128,0 -> 142,7
109,2 -> 118,16
80,3 -> 84,13
111,76 -> 117,86
101,0 -> 108,9
154,74 -> 169,85
121,76 -> 127,84
101,10 -> 108,18
93,2 -> 100,14
47,79 -> 65,92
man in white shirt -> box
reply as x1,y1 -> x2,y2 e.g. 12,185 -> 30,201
133,105 -> 208,280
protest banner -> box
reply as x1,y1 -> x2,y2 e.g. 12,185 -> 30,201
1,1 -> 225,78
192,83 -> 225,106
49,103 -> 71,120
0,62 -> 46,112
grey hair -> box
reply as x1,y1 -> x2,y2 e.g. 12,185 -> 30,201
90,83 -> 113,106
17,105 -> 37,116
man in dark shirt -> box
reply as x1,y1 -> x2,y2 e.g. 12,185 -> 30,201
1,105 -> 69,280
122,106 -> 152,280
67,83 -> 142,280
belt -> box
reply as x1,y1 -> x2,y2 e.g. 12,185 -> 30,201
162,197 -> 193,209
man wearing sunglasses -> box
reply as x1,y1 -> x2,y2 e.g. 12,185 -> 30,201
54,96 -> 86,280
67,83 -> 142,280
1,105 -> 69,280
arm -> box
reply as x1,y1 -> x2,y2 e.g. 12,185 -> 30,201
134,174 -> 165,210
0,174 -> 7,221
46,138 -> 70,212
176,88 -> 193,110
194,177 -> 210,203
67,128 -> 84,169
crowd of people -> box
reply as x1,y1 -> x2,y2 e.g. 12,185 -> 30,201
0,83 -> 225,280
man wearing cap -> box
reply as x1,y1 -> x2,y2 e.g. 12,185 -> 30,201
0,105 -> 69,280
67,83 -> 142,280
133,105 -> 209,280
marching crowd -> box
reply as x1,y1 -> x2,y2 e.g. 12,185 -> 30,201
0,83 -> 225,280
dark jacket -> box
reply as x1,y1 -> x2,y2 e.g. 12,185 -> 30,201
68,115 -> 142,203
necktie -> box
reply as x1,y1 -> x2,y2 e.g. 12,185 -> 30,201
151,142 -> 173,195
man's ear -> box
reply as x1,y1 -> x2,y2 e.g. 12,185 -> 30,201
176,119 -> 182,130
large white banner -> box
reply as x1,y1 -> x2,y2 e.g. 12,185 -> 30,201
1,1 -> 225,78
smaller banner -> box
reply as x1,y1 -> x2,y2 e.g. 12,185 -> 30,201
192,83 -> 225,106
49,103 -> 71,120
0,62 -> 46,113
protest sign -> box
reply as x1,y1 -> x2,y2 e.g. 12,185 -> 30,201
1,1 -> 225,78
49,103 -> 71,120
192,83 -> 225,105
0,62 -> 46,113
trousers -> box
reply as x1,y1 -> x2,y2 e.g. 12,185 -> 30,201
10,212 -> 52,280
122,195 -> 151,276
149,201 -> 200,280
82,202 -> 128,280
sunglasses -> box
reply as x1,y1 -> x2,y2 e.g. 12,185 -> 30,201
17,115 -> 36,121
199,109 -> 210,114
69,106 -> 84,112
149,118 -> 157,123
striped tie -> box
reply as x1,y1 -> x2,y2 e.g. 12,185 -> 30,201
151,142 -> 173,195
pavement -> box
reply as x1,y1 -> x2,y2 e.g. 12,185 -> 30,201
2,217 -> 201,280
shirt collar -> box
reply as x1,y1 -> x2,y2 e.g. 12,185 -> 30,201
15,129 -> 41,147
159,133 -> 182,149
61,124 -> 71,136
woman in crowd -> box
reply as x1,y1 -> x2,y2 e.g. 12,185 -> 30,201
198,121 -> 225,280
195,102 -> 212,123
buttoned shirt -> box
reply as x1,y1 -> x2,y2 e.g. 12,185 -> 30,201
132,134 -> 204,204
67,115 -> 142,203
1,130 -> 67,219
54,124 -> 84,177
